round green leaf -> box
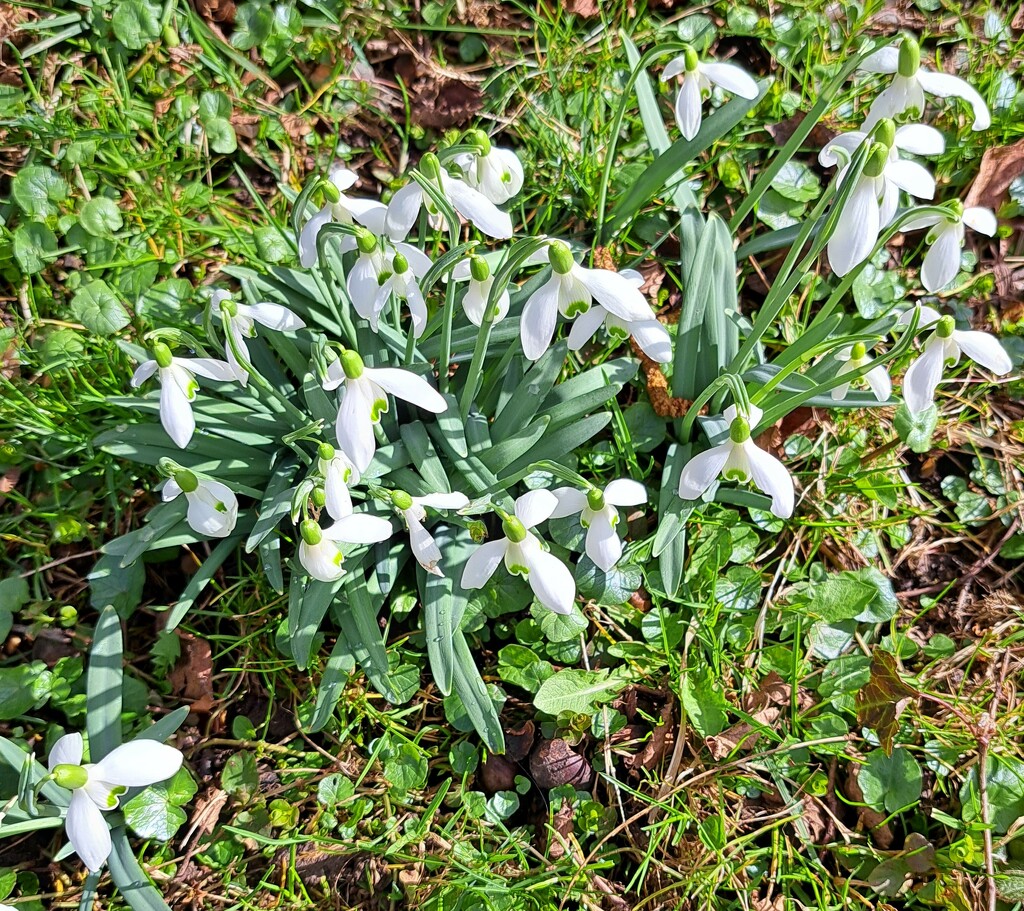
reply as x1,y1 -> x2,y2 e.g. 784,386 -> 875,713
79,197 -> 123,237
12,166 -> 69,218
70,280 -> 131,336
204,117 -> 237,154
13,221 -> 57,275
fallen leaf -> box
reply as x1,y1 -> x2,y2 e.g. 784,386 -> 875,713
624,698 -> 675,771
964,140 -> 1024,212
530,739 -> 592,789
856,650 -> 919,756
168,632 -> 215,714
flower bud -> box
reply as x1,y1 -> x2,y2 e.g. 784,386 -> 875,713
468,128 -> 491,156
340,349 -> 364,379
300,520 -> 323,546
871,118 -> 895,149
851,342 -> 867,361
469,520 -> 487,543
864,142 -> 889,178
174,469 -> 199,493
936,315 -> 955,338
897,36 -> 920,78
729,415 -> 752,445
391,489 -> 414,511
153,343 -> 173,369
355,228 -> 377,255
420,152 -> 441,180
502,516 -> 528,543
392,253 -> 409,274
58,605 -> 78,627
586,488 -> 605,511
311,487 -> 326,509
52,764 -> 88,791
683,46 -> 699,72
320,177 -> 341,204
318,442 -> 336,461
548,242 -> 575,275
469,255 -> 490,283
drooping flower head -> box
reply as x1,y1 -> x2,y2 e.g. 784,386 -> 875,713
389,489 -> 470,577
208,289 -> 306,386
452,254 -> 511,327
451,131 -> 525,205
901,202 -> 997,292
860,36 -> 990,132
677,404 -> 795,518
48,732 -> 184,872
899,306 -> 1012,414
297,513 -> 392,583
298,167 -> 387,268
830,342 -> 892,403
461,490 -> 576,614
161,464 -> 239,538
317,443 -> 360,520
661,46 -> 759,141
131,343 -> 235,449
550,479 -> 647,572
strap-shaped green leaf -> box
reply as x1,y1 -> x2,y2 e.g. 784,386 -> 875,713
107,826 -> 173,911
451,630 -> 504,754
400,421 -> 450,492
306,635 -> 357,732
87,605 -> 123,761
289,576 -> 343,670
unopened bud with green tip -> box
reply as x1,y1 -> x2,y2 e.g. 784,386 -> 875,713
300,520 -> 323,546
153,342 -> 173,369
729,415 -> 752,445
470,254 -> 490,282
548,241 -> 575,275
420,152 -> 441,180
864,142 -> 890,178
502,516 -> 528,543
311,487 -> 326,509
218,296 -> 237,318
468,128 -> 491,156
898,36 -> 920,77
52,764 -> 89,791
392,252 -> 409,274
851,341 -> 868,361
391,489 -> 414,511
58,605 -> 78,627
340,349 -> 364,379
948,199 -> 964,219
355,227 -> 377,254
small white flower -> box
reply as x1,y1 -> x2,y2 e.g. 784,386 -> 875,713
901,205 -> 997,292
317,443 -> 360,520
677,404 -> 795,519
899,305 -> 1012,413
162,470 -> 238,538
390,490 -> 470,576
131,343 -> 235,449
860,37 -> 990,132
521,242 -> 658,361
821,122 -> 942,276
549,479 -> 646,572
298,514 -> 393,583
298,167 -> 387,268
323,350 -> 448,473
830,343 -> 892,403
451,136 -> 525,204
661,47 -> 759,141
451,254 -> 511,327
384,152 -> 513,242
372,250 -> 431,337
48,732 -> 183,872
461,490 -> 576,615
208,290 -> 305,386
566,269 -> 671,363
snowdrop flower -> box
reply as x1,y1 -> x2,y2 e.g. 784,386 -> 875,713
830,342 -> 893,403
452,254 -> 511,326
317,443 -> 360,520
549,479 -> 646,572
451,131 -> 525,204
47,731 -> 183,872
385,152 -> 513,242
343,228 -> 432,335
298,514 -> 392,583
521,241 -> 657,361
161,467 -> 238,538
901,202 -> 997,292
822,121 -> 938,277
131,343 -> 235,449
860,36 -> 990,132
661,46 -> 759,141
323,350 -> 447,473
567,269 -> 671,363
461,490 -> 576,615
298,167 -> 387,267
899,306 -> 1012,413
209,290 -> 305,386
677,404 -> 795,519
390,490 -> 470,576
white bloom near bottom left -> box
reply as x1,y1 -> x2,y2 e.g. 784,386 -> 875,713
48,732 -> 184,872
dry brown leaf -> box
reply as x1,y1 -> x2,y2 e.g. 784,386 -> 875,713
0,467 -> 20,496
964,140 -> 1024,212
168,632 -> 215,714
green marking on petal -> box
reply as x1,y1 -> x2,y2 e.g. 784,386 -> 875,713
371,398 -> 389,422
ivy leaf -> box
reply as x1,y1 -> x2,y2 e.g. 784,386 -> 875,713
122,768 -> 196,840
894,404 -> 938,454
856,650 -> 919,755
70,281 -> 131,336
771,161 -> 820,202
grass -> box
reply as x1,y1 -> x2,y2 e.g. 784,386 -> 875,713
2,0 -> 1024,909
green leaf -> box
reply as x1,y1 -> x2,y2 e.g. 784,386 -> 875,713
859,748 -> 922,814
770,161 -> 820,202
894,404 -> 938,453
112,0 -> 162,49
12,166 -> 69,217
533,669 -> 623,716
13,221 -> 57,274
450,631 -> 504,753
961,754 -> 1024,834
87,605 -> 124,760
204,118 -> 237,154
317,773 -> 354,806
88,552 -> 145,616
107,827 -> 173,911
222,751 -> 259,799
254,227 -> 291,263
804,568 -> 897,624
575,557 -> 640,606
79,197 -> 123,237
122,776 -> 191,841
497,644 -> 553,693
0,666 -> 37,719
71,281 -> 130,336
681,666 -> 728,737
199,91 -> 232,122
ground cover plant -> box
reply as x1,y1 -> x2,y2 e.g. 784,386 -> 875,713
1,1 -> 1024,909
